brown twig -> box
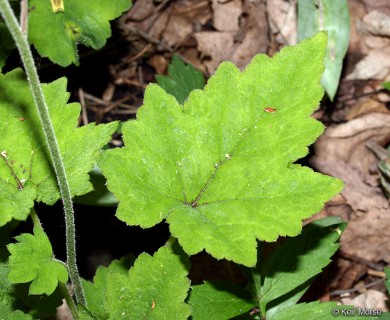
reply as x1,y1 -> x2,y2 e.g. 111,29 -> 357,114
20,0 -> 28,34
127,43 -> 153,63
330,278 -> 385,297
340,251 -> 385,272
78,88 -> 89,125
119,24 -> 173,52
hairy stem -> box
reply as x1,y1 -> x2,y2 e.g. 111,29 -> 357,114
0,0 -> 86,306
30,207 -> 43,229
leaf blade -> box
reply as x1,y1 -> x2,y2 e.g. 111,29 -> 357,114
100,32 -> 343,267
28,0 -> 131,66
188,281 -> 256,320
0,69 -> 118,225
105,242 -> 191,319
260,217 -> 346,315
7,227 -> 68,295
156,54 -> 205,104
298,0 -> 350,100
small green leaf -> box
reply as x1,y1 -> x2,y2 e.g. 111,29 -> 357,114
260,217 -> 345,315
28,0 -> 132,66
0,69 -> 118,226
82,254 -> 136,319
381,82 -> 390,92
298,0 -> 350,100
105,242 -> 191,319
7,227 -> 68,295
156,54 -> 205,104
82,267 -> 110,319
100,32 -> 343,267
188,281 -> 255,320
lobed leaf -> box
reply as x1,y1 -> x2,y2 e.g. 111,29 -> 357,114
81,254 -> 135,318
7,227 -> 68,295
156,54 -> 205,104
28,0 -> 131,66
105,241 -> 191,319
188,281 -> 255,320
100,32 -> 343,267
82,266 -> 110,319
0,69 -> 118,226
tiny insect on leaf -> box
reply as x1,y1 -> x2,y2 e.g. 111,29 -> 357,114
264,107 -> 277,113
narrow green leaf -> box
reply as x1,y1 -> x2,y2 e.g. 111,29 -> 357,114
379,312 -> 390,320
28,0 -> 131,66
7,226 -> 68,295
270,302 -> 377,320
0,69 -> 118,226
100,32 -> 343,267
298,0 -> 350,100
260,217 -> 345,314
264,278 -> 313,319
384,267 -> 390,294
105,242 -> 191,319
188,281 -> 256,320
156,54 -> 205,104
381,82 -> 390,92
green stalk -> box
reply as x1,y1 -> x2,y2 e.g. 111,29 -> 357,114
0,0 -> 86,306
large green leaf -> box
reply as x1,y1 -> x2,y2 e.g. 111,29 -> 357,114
28,0 -> 131,66
7,227 -> 68,295
0,69 -> 118,226
156,54 -> 205,104
298,0 -> 350,100
99,32 -> 343,267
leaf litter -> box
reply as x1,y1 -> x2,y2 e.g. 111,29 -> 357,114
52,0 -> 390,316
